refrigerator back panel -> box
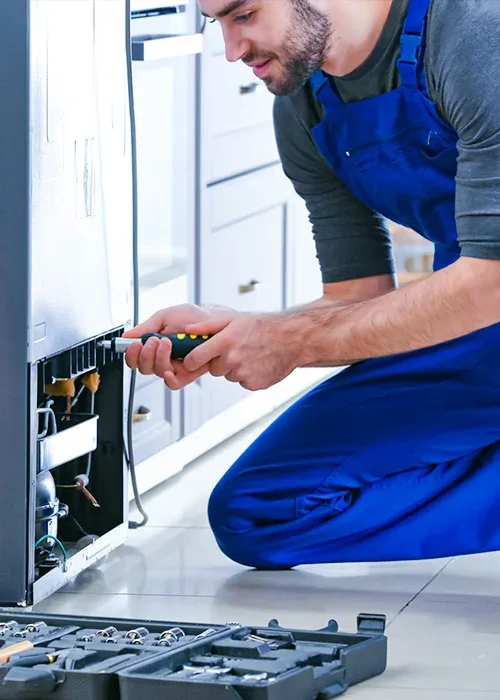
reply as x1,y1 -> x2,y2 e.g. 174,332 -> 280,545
30,0 -> 133,362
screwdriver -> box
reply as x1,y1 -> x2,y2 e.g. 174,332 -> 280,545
7,651 -> 62,667
0,626 -> 79,663
99,333 -> 210,359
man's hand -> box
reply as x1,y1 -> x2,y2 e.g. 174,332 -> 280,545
122,304 -> 237,390
182,313 -> 304,391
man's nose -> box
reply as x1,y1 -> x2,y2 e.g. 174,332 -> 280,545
223,30 -> 250,63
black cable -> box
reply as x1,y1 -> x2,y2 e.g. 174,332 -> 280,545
69,516 -> 91,539
85,391 -> 95,478
125,0 -> 148,528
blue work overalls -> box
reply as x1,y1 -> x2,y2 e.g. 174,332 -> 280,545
207,0 -> 500,569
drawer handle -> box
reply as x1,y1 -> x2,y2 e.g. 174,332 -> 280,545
133,405 -> 152,423
239,82 -> 265,95
238,279 -> 260,294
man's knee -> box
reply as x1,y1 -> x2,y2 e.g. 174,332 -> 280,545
207,476 -> 292,570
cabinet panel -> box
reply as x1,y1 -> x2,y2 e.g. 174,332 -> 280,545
132,376 -> 181,463
200,20 -> 278,183
208,165 -> 290,227
208,121 -> 279,184
206,55 -> 274,138
202,206 -> 284,312
185,166 -> 291,429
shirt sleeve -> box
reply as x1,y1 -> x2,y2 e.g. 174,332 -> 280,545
272,95 -> 396,284
426,0 -> 500,260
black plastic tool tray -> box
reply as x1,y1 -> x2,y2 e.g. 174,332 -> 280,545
0,611 -> 230,700
0,611 -> 387,700
118,614 -> 387,700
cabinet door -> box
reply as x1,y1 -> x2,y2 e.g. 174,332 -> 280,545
132,375 -> 181,464
184,165 -> 291,432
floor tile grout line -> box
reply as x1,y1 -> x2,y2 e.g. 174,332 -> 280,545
58,591 -> 416,606
387,558 -> 455,626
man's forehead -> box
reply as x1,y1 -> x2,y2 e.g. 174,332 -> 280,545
199,0 -> 254,19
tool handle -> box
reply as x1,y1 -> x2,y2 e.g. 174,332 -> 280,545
0,640 -> 34,663
8,654 -> 55,668
142,333 -> 210,360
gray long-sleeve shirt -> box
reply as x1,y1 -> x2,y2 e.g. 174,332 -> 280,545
273,0 -> 500,283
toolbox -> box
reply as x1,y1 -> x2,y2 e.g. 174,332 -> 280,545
0,610 -> 387,699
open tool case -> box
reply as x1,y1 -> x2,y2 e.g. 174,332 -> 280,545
0,610 -> 387,699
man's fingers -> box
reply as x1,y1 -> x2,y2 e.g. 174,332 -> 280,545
185,317 -> 232,337
163,361 -> 211,390
183,334 -> 226,372
209,356 -> 231,378
124,341 -> 144,370
136,336 -> 161,375
154,338 -> 173,376
122,310 -> 166,338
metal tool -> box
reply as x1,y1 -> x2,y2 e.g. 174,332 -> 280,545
125,627 -> 149,640
77,633 -> 96,643
98,333 -> 210,358
243,672 -> 271,682
24,622 -> 48,634
12,629 -> 28,638
95,626 -> 118,639
159,627 -> 185,644
0,621 -> 18,635
181,664 -> 232,677
244,634 -> 269,644
153,638 -> 172,647
194,628 -> 218,640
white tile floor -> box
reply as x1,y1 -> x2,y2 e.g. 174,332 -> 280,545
34,405 -> 500,698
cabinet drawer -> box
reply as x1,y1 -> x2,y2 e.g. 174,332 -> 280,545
132,376 -> 180,463
203,208 -> 284,311
201,168 -> 290,312
208,121 -> 279,184
206,54 -> 275,137
201,22 -> 279,180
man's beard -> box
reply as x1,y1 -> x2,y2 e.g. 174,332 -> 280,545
246,0 -> 332,96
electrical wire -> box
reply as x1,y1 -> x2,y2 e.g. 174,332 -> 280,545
125,0 -> 148,528
69,516 -> 92,539
34,535 -> 68,562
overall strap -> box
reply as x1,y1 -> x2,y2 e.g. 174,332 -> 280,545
309,69 -> 330,98
398,0 -> 432,93
309,68 -> 343,114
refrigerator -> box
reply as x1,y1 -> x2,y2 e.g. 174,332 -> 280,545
0,0 -> 134,607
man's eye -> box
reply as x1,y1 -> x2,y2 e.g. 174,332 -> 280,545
209,18 -> 217,23
234,12 -> 253,22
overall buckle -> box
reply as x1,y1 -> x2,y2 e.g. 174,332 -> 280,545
400,33 -> 423,64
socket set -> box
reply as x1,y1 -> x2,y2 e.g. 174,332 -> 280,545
118,615 -> 387,700
0,611 -> 387,700
52,622 -> 224,650
0,613 -> 230,700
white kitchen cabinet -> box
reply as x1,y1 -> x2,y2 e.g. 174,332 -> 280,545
184,164 -> 292,431
200,20 -> 279,183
